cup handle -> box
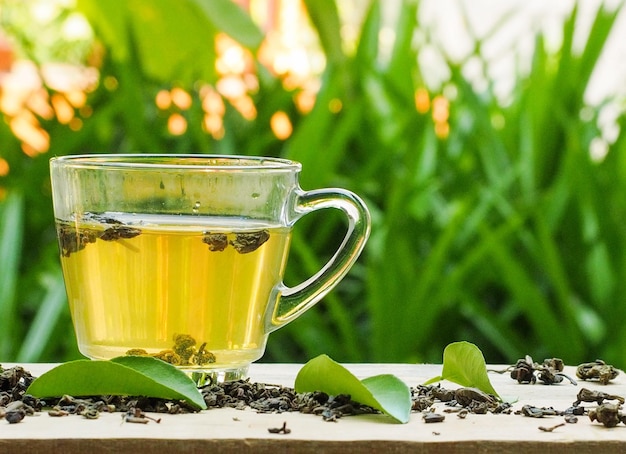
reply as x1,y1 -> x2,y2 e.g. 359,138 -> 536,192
265,188 -> 371,333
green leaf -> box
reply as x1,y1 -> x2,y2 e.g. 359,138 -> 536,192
16,269 -> 67,362
190,0 -> 264,51
0,190 -> 23,359
27,356 -> 207,410
424,341 -> 500,399
355,0 -> 381,66
295,354 -> 411,423
77,0 -> 219,84
302,0 -> 344,67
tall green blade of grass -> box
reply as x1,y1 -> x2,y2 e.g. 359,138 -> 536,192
302,0 -> 344,68
286,70 -> 364,187
477,225 -> 571,355
190,0 -> 264,51
287,229 -> 363,361
531,213 -> 584,353
558,1 -> 622,106
0,190 -> 24,359
16,268 -> 67,362
385,0 -> 418,96
458,294 -> 524,361
77,0 -> 220,84
604,115 -> 626,366
395,203 -> 468,359
354,0 -> 381,69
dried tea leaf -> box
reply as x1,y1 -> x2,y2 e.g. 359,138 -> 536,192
100,225 -> 141,241
125,334 -> 216,366
202,232 -> 229,251
194,342 -> 216,365
26,356 -> 206,410
57,224 -> 98,257
57,213 -> 141,256
576,360 -> 619,384
295,354 -> 411,423
230,230 -> 269,253
424,341 -> 501,400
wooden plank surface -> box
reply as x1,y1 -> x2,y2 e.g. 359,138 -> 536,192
1,363 -> 626,453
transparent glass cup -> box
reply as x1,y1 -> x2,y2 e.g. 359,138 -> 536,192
50,154 -> 370,381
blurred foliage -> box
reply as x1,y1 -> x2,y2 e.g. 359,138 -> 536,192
1,0 -> 626,367
0,0 -> 93,64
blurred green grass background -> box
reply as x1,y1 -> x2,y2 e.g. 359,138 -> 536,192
1,0 -> 625,367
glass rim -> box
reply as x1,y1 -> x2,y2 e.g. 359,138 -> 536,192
50,154 -> 302,171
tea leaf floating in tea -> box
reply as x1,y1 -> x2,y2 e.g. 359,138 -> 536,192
202,229 -> 270,254
26,356 -> 207,410
194,342 -> 215,365
230,230 -> 270,254
294,354 -> 411,424
100,225 -> 141,241
152,350 -> 183,365
202,232 -> 228,251
173,334 -> 197,363
57,223 -> 98,257
56,212 -> 143,257
125,334 -> 216,366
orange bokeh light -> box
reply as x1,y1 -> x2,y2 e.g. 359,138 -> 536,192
270,111 -> 292,140
295,89 -> 316,114
168,113 -> 187,135
432,95 -> 449,123
201,86 -> 225,116
26,88 -> 54,120
10,111 -> 50,155
231,95 -> 257,121
171,87 -> 192,110
203,113 -> 225,139
65,90 -> 87,108
0,157 -> 9,176
156,90 -> 171,110
328,98 -> 342,114
435,121 -> 450,139
69,117 -> 83,131
415,88 -> 430,114
51,93 -> 74,124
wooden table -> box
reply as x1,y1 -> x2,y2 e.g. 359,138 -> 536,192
1,363 -> 625,453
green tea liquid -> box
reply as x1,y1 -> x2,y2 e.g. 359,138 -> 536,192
57,213 -> 291,369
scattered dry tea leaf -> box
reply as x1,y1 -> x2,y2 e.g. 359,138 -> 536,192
539,422 -> 565,432
268,421 -> 291,434
576,360 -> 619,385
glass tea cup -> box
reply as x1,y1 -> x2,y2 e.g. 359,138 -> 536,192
50,154 -> 370,381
